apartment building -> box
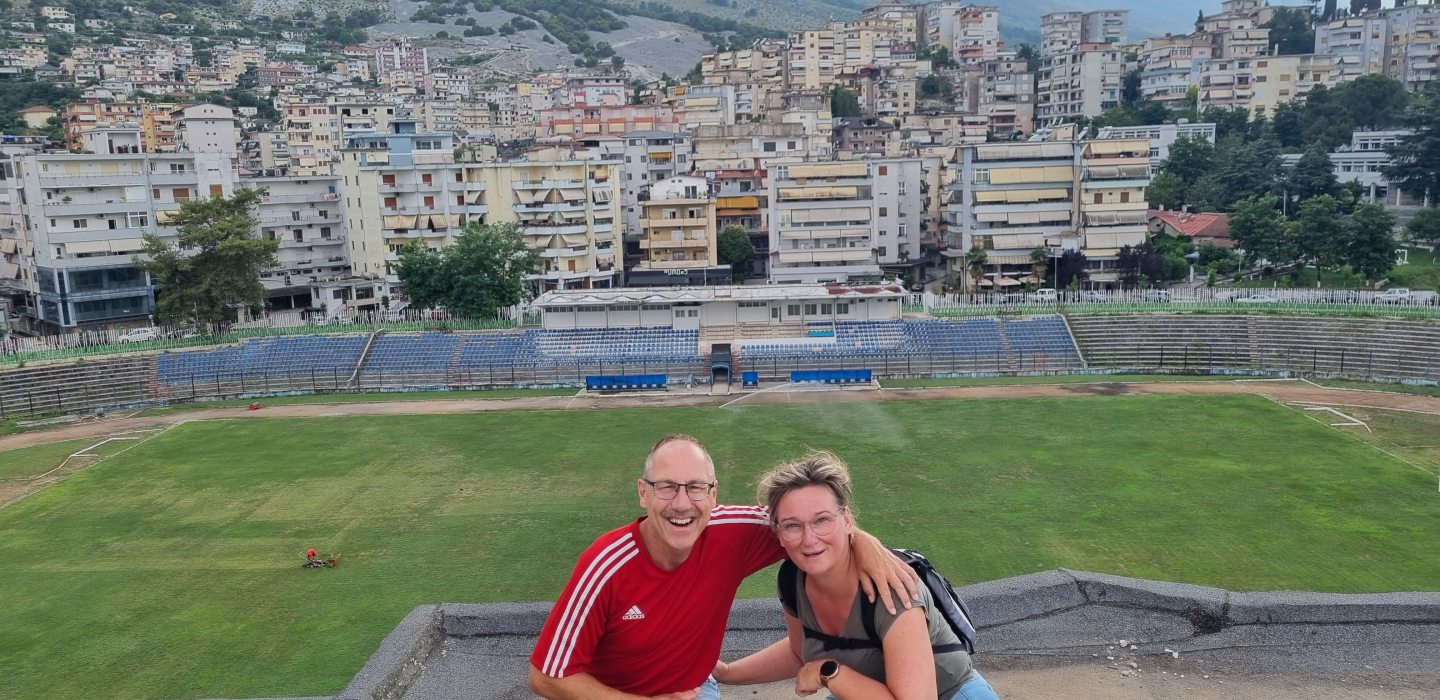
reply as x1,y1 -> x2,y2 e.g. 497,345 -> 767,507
668,84 -> 736,129
1095,121 -> 1217,173
1078,136 -> 1151,285
1041,10 -> 1128,56
536,103 -> 678,140
979,57 -> 1035,137
340,122 -> 623,292
1249,54 -> 1340,117
787,28 -> 838,90
1314,15 -> 1387,82
847,63 -> 919,118
861,2 -> 921,45
1036,44 -> 1123,125
247,173 -> 350,308
1139,35 -> 1212,110
690,123 -> 827,172
631,175 -> 721,284
1382,2 -> 1440,90
698,39 -> 787,121
834,117 -> 901,158
592,130 -> 691,254
921,4 -> 1002,63
713,170 -> 769,278
946,135 -> 1079,286
375,41 -> 428,88
778,90 -> 834,142
62,100 -> 182,152
10,125 -> 237,328
768,159 -> 923,283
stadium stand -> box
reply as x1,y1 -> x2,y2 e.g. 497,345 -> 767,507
1069,315 -> 1440,380
155,335 -> 367,385
0,356 -> 156,418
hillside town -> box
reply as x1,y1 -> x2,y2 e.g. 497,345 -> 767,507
2,0 -> 1439,334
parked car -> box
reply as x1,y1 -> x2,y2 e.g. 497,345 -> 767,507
1375,288 -> 1411,304
911,283 -> 924,292
1141,290 -> 1172,303
116,327 -> 158,343
1027,288 -> 1058,302
1080,290 -> 1109,302
1234,294 -> 1278,304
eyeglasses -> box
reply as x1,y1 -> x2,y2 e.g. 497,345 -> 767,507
776,509 -> 845,542
644,479 -> 715,501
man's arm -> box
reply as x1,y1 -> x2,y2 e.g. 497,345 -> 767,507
851,528 -> 922,615
528,666 -> 699,700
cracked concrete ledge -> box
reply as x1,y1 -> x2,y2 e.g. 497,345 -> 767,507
329,569 -> 1440,700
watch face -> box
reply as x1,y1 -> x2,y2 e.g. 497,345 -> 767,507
820,659 -> 840,677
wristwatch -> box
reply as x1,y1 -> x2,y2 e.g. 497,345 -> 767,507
818,659 -> 841,688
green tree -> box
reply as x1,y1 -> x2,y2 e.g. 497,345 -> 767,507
1404,206 -> 1440,244
1300,84 -> 1355,152
1286,143 -> 1339,204
1270,100 -> 1304,149
1292,194 -> 1348,278
1335,73 -> 1409,130
1229,194 -> 1290,264
1160,135 -> 1216,185
1382,92 -> 1440,204
830,85 -> 860,118
1260,7 -> 1315,56
965,245 -> 987,292
393,221 -> 541,318
135,187 -> 277,327
717,224 -> 755,278
1014,42 -> 1039,73
1121,68 -> 1142,106
1029,247 -> 1050,288
1145,171 -> 1186,210
1217,131 -> 1281,206
1346,203 -> 1398,282
1321,0 -> 1337,21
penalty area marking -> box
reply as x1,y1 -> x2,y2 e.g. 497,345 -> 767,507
1272,397 -> 1440,491
1303,406 -> 1371,432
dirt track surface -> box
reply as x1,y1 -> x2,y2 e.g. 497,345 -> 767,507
4,379 -> 1440,454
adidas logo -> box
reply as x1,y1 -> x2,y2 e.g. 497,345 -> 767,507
622,605 -> 645,621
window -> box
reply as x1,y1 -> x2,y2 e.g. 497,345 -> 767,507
972,169 -> 989,184
423,196 -> 435,208
128,213 -> 148,228
210,184 -> 223,197
898,224 -> 906,237
878,165 -> 888,176
803,303 -> 818,315
173,188 -> 190,201
820,303 -> 833,314
1094,193 -> 1103,204
763,142 -> 777,152
73,219 -> 87,229
787,303 -> 801,316
152,188 -> 160,200
457,195 -> 465,205
384,196 -> 397,209
787,141 -> 797,149
1120,191 -> 1129,203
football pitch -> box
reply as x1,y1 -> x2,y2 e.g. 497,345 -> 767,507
1,394 -> 1437,700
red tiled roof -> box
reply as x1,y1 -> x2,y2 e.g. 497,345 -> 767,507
1148,209 -> 1230,240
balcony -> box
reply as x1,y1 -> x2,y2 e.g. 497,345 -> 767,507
463,180 -> 486,191
642,217 -> 708,228
40,199 -> 148,215
262,192 -> 339,204
640,259 -> 710,270
277,235 -> 345,248
524,222 -> 588,236
260,212 -> 338,224
514,178 -> 585,189
149,170 -> 199,184
540,246 -> 591,258
640,238 -> 708,249
380,181 -> 419,192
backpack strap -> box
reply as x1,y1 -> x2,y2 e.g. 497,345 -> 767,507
777,559 -> 799,617
779,559 -> 882,652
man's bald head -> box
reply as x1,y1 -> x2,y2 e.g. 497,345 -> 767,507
643,434 -> 716,481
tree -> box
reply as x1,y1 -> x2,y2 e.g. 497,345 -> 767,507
1217,131 -> 1280,207
831,86 -> 860,118
1029,248 -> 1050,288
1347,203 -> 1398,282
1336,74 -> 1409,130
135,187 -> 277,327
1261,7 -> 1315,56
1229,194 -> 1290,264
393,221 -> 541,318
965,245 -> 987,292
1146,171 -> 1187,211
1292,194 -> 1348,278
1404,206 -> 1440,244
1160,135 -> 1215,185
1014,42 -> 1039,73
1055,249 -> 1089,289
1382,93 -> 1440,204
1300,84 -> 1355,152
1286,143 -> 1339,204
1322,0 -> 1337,22
717,224 -> 754,279
1121,68 -> 1142,107
1270,100 -> 1305,149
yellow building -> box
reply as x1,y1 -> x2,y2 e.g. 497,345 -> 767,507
638,175 -> 717,271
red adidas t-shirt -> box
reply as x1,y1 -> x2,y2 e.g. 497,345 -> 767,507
530,504 -> 785,695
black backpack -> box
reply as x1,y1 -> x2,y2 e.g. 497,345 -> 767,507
777,548 -> 977,655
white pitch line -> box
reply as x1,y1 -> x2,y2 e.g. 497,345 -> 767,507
1303,406 -> 1371,432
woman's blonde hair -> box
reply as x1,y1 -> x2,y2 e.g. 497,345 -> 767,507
755,451 -> 853,524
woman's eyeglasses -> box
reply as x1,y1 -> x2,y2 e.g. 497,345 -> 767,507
776,509 -> 845,542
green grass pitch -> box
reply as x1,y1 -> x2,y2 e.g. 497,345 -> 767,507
1,394 -> 1437,700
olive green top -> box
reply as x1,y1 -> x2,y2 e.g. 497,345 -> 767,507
780,569 -> 973,699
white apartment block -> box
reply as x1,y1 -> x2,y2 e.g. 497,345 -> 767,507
341,122 -> 623,292
10,126 -> 237,328
1041,10 -> 1128,57
979,58 -> 1035,137
248,174 -> 350,305
592,130 -> 692,253
924,3 -> 1001,64
1139,35 -> 1212,110
1037,44 -> 1123,126
1095,122 -> 1217,174
1382,2 -> 1440,90
1315,16 -> 1387,82
767,159 -> 923,284
1078,136 -> 1151,285
1249,54 -> 1340,117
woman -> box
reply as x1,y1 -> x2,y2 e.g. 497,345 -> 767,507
712,452 -> 999,700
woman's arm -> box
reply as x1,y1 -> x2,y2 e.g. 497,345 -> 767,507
797,608 -> 936,700
713,612 -> 806,685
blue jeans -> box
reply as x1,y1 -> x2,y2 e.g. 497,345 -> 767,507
825,670 -> 999,700
696,676 -> 721,700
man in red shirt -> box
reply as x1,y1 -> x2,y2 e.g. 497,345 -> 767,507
529,434 -> 919,700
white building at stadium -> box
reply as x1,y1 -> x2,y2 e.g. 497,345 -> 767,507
532,283 -> 906,331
